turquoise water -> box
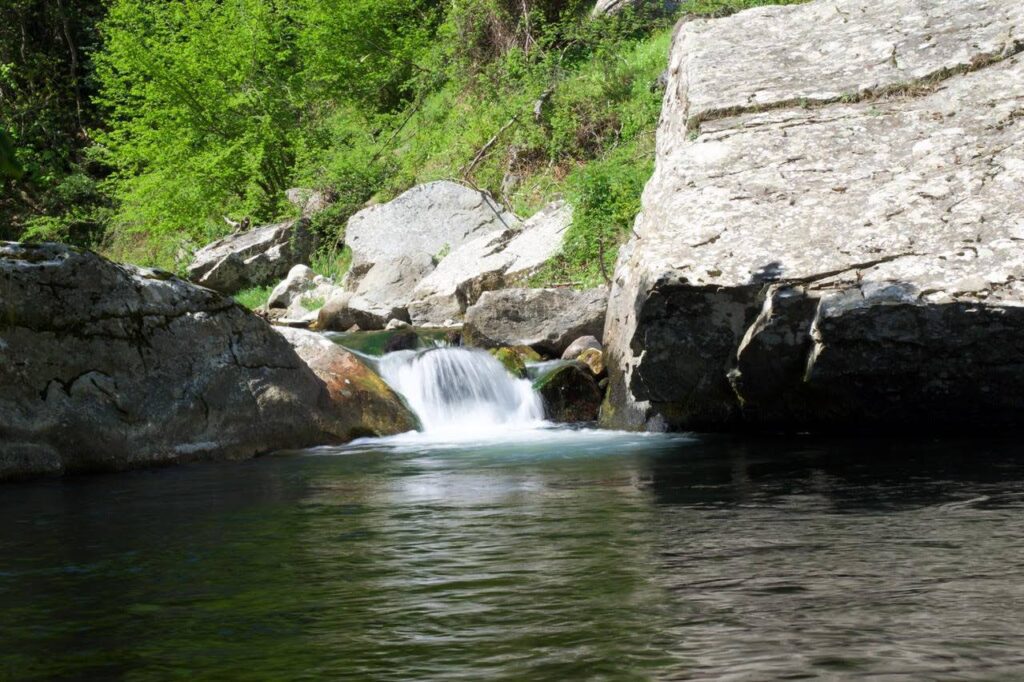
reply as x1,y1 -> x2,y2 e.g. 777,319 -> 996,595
2,432 -> 1024,679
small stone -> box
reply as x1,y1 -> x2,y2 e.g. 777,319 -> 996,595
561,335 -> 602,360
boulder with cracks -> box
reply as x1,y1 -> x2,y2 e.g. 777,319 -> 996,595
0,243 -> 415,480
603,0 -> 1024,433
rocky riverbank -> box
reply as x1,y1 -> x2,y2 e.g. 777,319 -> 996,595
0,243 -> 416,480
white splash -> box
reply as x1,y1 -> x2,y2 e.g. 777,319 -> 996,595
377,347 -> 546,438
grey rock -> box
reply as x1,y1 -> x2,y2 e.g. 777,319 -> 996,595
342,181 -> 517,327
345,180 -> 517,283
285,187 -> 334,216
408,201 -> 571,326
562,335 -> 603,360
0,243 -> 412,480
187,218 -> 316,294
315,291 -> 356,332
592,0 -> 678,17
465,287 -> 608,356
281,279 -> 343,326
603,0 -> 1024,433
268,264 -> 316,309
348,253 -> 434,329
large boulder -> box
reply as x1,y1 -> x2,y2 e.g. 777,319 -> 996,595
275,328 -> 418,435
464,287 -> 608,356
0,243 -> 414,480
187,218 -> 316,294
347,253 -> 434,328
340,181 -> 518,326
603,0 -> 1024,433
408,201 -> 572,326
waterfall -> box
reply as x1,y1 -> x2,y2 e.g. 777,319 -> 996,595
378,347 -> 546,436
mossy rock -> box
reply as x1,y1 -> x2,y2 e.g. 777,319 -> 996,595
577,347 -> 605,376
489,345 -> 541,378
532,362 -> 603,423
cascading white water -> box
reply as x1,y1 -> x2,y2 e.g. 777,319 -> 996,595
378,347 -> 546,436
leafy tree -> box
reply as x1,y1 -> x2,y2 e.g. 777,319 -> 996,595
0,0 -> 108,244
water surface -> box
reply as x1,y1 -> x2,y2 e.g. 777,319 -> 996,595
2,432 -> 1024,680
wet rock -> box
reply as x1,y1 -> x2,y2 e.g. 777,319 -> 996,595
489,346 -> 542,378
276,328 -> 418,435
562,335 -> 602,360
603,0 -> 1024,433
0,243 -> 409,480
187,218 -> 316,294
408,201 -> 572,326
464,287 -> 608,356
533,363 -> 603,423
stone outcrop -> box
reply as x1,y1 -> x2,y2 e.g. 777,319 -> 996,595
187,218 -> 316,294
408,201 -> 571,325
465,287 -> 608,356
603,0 -> 1024,433
339,181 -> 517,326
0,243 -> 414,480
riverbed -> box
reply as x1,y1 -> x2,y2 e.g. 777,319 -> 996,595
3,432 -> 1023,679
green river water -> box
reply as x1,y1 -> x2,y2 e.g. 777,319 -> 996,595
2,431 -> 1024,680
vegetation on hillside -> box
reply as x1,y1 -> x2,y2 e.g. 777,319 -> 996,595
2,0 -> 805,286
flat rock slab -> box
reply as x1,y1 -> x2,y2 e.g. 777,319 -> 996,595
604,0 -> 1024,432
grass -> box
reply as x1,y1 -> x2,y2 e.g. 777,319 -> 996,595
300,295 -> 326,311
310,244 -> 352,282
233,285 -> 273,311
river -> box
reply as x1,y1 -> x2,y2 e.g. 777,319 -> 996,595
2,431 -> 1024,679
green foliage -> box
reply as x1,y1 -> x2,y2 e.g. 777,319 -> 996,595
299,295 -> 326,312
233,285 -> 274,311
310,244 -> 352,282
530,143 -> 652,287
0,0 -> 109,243
92,0 -> 304,265
6,0 -> 808,279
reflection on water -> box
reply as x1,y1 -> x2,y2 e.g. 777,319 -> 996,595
2,434 -> 1024,679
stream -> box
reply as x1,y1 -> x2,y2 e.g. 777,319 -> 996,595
2,344 -> 1024,679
